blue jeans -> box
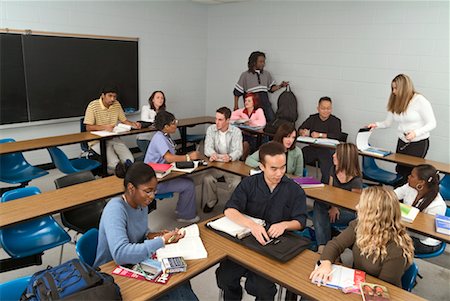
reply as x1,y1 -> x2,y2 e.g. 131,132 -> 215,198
156,282 -> 199,301
156,177 -> 197,219
313,201 -> 356,246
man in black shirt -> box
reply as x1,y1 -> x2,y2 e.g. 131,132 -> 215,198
216,142 -> 307,301
298,96 -> 342,183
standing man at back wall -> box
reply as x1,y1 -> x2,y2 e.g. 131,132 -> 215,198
233,51 -> 289,123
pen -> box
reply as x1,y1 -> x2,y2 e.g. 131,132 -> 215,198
167,234 -> 177,244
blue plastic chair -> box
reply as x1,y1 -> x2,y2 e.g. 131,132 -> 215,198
0,275 -> 32,300
414,207 -> 450,259
401,262 -> 419,292
76,228 -> 99,267
0,138 -> 49,186
0,187 -> 71,260
362,156 -> 402,186
439,175 -> 450,201
47,147 -> 101,174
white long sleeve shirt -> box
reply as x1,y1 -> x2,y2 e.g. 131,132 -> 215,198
137,104 -> 157,140
376,94 -> 436,143
395,184 -> 446,246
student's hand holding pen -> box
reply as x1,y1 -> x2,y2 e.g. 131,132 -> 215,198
162,228 -> 185,244
250,223 -> 270,245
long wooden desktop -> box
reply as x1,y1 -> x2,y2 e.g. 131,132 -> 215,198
99,219 -> 425,301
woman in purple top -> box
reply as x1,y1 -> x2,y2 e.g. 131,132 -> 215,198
144,111 -> 200,223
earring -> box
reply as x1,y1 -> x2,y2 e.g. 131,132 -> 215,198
416,184 -> 423,191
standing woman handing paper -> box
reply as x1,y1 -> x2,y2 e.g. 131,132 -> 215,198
368,74 -> 436,186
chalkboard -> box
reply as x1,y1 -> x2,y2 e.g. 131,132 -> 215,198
0,33 -> 138,125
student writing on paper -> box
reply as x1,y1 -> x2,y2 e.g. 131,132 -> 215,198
310,186 -> 414,287
216,142 -> 307,301
298,96 -> 342,183
202,107 -> 243,213
368,74 -> 436,186
136,90 -> 166,153
313,143 -> 363,254
84,86 -> 141,174
395,164 -> 446,254
93,162 -> 198,300
245,123 -> 304,177
144,111 -> 200,223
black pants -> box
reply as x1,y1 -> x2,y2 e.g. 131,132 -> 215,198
302,146 -> 334,183
216,259 -> 277,301
412,237 -> 442,254
395,138 -> 429,186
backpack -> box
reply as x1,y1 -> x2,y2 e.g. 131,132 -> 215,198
20,259 -> 122,301
264,86 -> 298,134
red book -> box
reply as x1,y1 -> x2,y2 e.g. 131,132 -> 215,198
147,163 -> 173,179
112,266 -> 171,285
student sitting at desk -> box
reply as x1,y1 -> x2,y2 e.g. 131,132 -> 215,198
216,142 -> 307,301
395,164 -> 446,254
94,161 -> 198,300
298,96 -> 342,183
310,186 -> 414,287
84,86 -> 141,174
231,92 -> 266,160
144,111 -> 200,223
136,90 -> 166,154
245,123 -> 304,177
202,106 -> 243,213
313,143 -> 363,254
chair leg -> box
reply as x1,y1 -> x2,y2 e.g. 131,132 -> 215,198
417,273 -> 423,279
59,244 -> 65,264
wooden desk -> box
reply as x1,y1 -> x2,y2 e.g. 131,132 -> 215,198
99,222 -> 227,301
99,219 -> 424,301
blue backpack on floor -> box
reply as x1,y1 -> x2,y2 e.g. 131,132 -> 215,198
20,259 -> 122,301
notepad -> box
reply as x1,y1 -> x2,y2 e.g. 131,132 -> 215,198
156,224 -> 207,260
206,215 -> 265,239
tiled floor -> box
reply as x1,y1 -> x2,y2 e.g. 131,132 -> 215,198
1,167 -> 449,300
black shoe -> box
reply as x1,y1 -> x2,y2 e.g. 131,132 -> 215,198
203,202 -> 216,213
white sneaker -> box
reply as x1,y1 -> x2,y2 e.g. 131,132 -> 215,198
176,215 -> 200,223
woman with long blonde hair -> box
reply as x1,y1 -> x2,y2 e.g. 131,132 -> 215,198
310,186 -> 414,287
368,74 -> 436,186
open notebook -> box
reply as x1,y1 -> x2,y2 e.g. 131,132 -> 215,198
156,224 -> 207,260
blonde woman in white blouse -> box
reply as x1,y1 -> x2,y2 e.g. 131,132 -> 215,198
136,91 -> 166,153
368,74 -> 436,186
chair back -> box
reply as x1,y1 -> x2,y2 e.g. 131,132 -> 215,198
48,147 -> 77,174
76,228 -> 99,266
362,156 -> 378,171
0,138 -> 32,173
446,207 -> 450,217
439,175 -> 450,201
1,186 -> 41,203
0,275 -> 32,300
54,171 -> 105,233
338,132 -> 348,142
401,262 -> 418,292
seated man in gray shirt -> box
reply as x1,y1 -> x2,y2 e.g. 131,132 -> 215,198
202,107 -> 243,213
216,142 -> 307,301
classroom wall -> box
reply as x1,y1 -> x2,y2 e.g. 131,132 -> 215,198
205,1 -> 449,164
0,1 -> 208,164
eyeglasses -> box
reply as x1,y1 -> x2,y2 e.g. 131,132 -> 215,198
171,119 -> 179,125
138,188 -> 157,196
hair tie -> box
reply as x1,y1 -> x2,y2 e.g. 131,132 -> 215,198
427,176 -> 432,183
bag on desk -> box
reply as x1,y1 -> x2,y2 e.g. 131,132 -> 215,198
20,259 -> 122,301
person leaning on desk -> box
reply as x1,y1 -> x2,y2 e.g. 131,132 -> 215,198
216,142 -> 307,301
94,161 -> 198,300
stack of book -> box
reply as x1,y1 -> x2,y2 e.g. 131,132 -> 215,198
147,162 -> 173,179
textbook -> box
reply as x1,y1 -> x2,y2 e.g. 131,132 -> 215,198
296,136 -> 340,146
112,265 -> 170,285
206,215 -> 265,239
311,264 -> 366,293
360,282 -> 391,301
356,128 -> 391,157
435,214 -> 450,235
147,163 -> 173,179
399,203 -> 419,223
140,258 -> 163,276
292,176 -> 324,188
156,224 -> 207,260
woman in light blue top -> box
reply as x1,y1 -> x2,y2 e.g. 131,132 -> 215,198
245,123 -> 304,176
94,161 -> 198,300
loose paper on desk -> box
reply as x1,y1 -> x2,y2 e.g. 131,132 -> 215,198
91,123 -> 132,137
171,161 -> 199,173
156,224 -> 207,260
296,136 -> 340,146
207,215 -> 265,239
356,129 -> 391,157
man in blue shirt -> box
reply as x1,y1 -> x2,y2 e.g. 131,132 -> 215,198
216,142 -> 307,301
